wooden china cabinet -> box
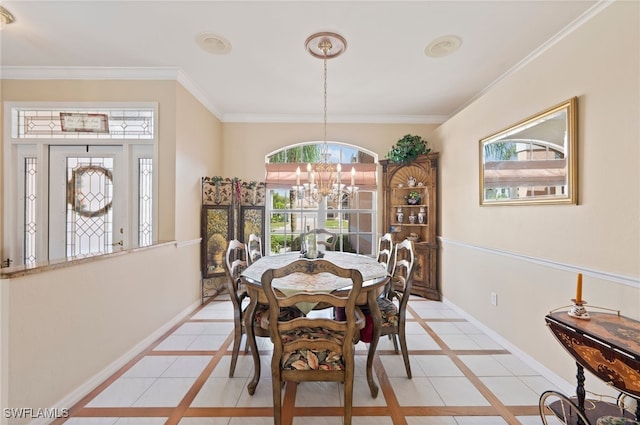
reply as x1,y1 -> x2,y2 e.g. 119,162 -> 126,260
380,153 -> 440,300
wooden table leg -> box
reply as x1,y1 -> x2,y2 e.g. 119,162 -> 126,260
575,362 -> 586,425
245,289 -> 260,395
366,289 -> 381,398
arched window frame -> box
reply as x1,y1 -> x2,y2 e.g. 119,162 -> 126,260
264,141 -> 378,256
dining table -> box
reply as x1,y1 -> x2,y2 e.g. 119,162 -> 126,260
240,251 -> 390,398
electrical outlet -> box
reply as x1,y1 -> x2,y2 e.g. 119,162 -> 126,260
491,292 -> 498,306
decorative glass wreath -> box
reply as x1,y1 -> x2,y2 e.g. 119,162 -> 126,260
66,165 -> 113,218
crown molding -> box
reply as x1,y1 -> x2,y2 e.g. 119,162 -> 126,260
0,66 -> 225,121
174,70 -> 224,120
0,66 -> 181,80
0,65 -> 444,124
450,0 -> 614,117
222,113 -> 448,124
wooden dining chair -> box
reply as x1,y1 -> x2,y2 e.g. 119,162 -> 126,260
246,233 -> 263,264
377,238 -> 415,378
376,232 -> 394,274
261,259 -> 364,425
223,239 -> 271,377
305,228 -> 338,251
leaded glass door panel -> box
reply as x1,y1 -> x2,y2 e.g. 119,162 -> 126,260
49,146 -> 126,260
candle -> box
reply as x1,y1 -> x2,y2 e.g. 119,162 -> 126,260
296,166 -> 300,187
350,167 -> 355,186
575,273 -> 583,304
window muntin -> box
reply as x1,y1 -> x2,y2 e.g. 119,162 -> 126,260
266,142 -> 377,256
23,157 -> 37,265
65,158 -> 114,257
13,108 -> 154,139
138,158 -> 153,247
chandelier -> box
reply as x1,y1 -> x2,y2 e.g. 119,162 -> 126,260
293,32 -> 358,204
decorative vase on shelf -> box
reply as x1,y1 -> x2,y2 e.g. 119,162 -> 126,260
396,207 -> 404,223
409,211 -> 417,224
407,176 -> 417,187
418,207 -> 426,224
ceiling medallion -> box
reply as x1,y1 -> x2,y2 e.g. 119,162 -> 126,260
425,35 -> 462,58
305,32 -> 347,60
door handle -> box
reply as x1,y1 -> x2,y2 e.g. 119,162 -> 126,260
112,240 -> 123,246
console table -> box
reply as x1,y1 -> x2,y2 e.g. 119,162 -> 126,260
541,311 -> 640,424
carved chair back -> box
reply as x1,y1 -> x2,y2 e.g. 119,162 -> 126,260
261,259 -> 363,425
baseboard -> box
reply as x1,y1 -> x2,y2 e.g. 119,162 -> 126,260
441,297 -> 575,396
29,299 -> 201,425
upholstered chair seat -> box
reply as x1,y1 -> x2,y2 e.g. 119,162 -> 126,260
377,296 -> 400,328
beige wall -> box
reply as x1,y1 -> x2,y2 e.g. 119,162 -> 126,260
175,84 -> 223,241
431,0 -> 639,393
0,80 -> 220,416
4,243 -> 200,415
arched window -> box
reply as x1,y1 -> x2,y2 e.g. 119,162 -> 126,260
264,142 -> 378,256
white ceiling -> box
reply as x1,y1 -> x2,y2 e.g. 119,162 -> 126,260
0,1 -> 604,123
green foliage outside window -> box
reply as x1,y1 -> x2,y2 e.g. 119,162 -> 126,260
269,145 -> 320,163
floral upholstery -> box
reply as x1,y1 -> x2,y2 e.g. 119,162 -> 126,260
253,304 -> 304,330
377,296 -> 399,328
252,304 -> 271,328
596,417 -> 640,425
279,326 -> 346,370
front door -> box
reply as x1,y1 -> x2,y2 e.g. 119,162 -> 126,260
49,145 -> 126,260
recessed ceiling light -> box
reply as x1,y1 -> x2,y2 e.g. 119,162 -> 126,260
196,32 -> 232,55
425,35 -> 462,58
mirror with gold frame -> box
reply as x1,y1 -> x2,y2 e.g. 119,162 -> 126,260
479,97 -> 578,205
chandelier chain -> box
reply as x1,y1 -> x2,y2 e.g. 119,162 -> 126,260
294,32 -> 357,205
323,54 -> 328,153
321,39 -> 330,157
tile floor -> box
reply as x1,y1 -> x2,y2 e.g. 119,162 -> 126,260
54,294 -> 565,425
